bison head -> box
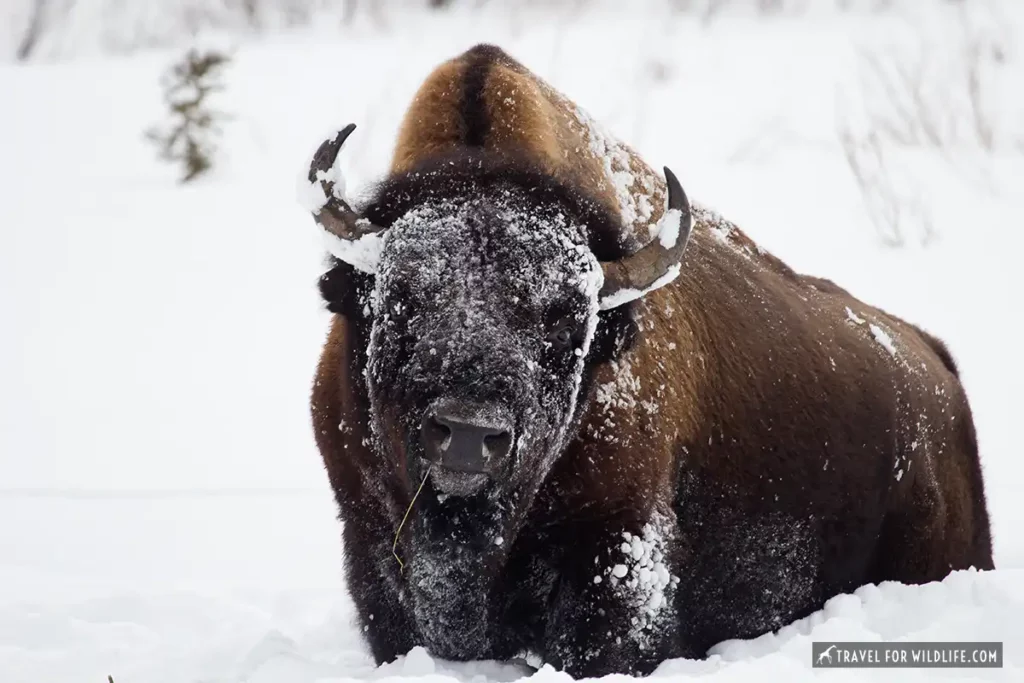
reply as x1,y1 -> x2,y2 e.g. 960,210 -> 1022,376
304,125 -> 691,654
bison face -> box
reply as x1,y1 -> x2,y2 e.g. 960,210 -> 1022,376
351,186 -> 608,657
366,186 -> 602,528
307,137 -> 691,513
306,127 -> 691,656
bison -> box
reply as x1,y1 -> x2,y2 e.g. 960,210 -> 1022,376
303,44 -> 993,677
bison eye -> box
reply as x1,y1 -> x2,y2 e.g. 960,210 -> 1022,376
548,325 -> 574,349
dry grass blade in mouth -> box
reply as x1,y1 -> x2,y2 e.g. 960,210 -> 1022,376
393,465 -> 432,573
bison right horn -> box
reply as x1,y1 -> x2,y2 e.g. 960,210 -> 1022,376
306,123 -> 387,273
597,167 -> 693,310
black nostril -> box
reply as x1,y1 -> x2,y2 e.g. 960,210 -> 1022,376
422,415 -> 452,452
483,430 -> 512,459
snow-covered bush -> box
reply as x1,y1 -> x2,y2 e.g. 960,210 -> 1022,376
146,47 -> 232,183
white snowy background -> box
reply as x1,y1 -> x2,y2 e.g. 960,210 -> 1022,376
1,0 -> 1023,681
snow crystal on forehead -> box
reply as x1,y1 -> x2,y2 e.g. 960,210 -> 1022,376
377,191 -> 602,302
369,185 -> 604,460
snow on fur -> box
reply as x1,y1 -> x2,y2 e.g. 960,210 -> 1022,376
595,516 -> 681,648
296,129 -> 386,274
365,185 -> 604,487
870,323 -> 899,357
571,104 -> 656,242
599,264 -> 681,310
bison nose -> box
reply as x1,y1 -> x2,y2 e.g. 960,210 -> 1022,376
420,402 -> 514,476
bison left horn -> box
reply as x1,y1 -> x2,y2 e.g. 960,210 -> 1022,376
307,123 -> 387,272
598,167 -> 693,310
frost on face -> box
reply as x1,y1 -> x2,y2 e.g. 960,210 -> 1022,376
360,181 -> 612,655
368,191 -> 604,439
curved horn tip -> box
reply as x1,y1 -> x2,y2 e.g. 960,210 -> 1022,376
662,166 -> 690,212
335,122 -> 357,146
309,123 -> 358,182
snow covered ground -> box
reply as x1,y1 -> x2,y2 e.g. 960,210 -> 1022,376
1,2 -> 1023,681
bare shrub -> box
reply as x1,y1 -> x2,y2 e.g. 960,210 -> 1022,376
836,3 -> 1020,247
836,119 -> 935,247
835,53 -> 943,248
856,48 -> 951,148
17,0 -> 49,60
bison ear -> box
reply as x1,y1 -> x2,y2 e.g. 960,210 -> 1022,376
597,167 -> 693,310
300,123 -> 388,274
318,262 -> 353,314
319,261 -> 375,318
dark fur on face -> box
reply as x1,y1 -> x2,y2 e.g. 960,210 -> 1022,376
317,152 -> 639,658
319,149 -> 638,380
362,148 -> 637,263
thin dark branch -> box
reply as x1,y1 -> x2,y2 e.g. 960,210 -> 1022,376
17,0 -> 49,61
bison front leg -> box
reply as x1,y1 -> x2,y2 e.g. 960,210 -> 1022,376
543,518 -> 683,677
341,524 -> 419,665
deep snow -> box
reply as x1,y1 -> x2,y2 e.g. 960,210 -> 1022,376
1,2 -> 1023,681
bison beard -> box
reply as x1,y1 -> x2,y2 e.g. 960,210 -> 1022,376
406,496 -> 503,660
305,44 -> 993,678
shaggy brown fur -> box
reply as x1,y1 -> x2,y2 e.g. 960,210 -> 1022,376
392,44 -> 666,245
310,44 -> 993,677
